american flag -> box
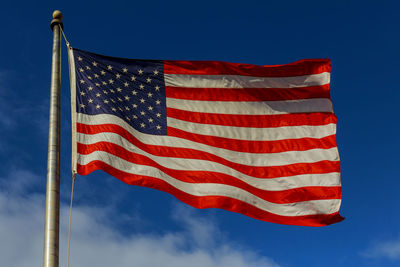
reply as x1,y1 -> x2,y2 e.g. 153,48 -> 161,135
70,48 -> 343,226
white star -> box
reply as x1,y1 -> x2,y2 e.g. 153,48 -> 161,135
138,69 -> 143,75
139,84 -> 144,89
125,95 -> 131,101
131,75 -> 136,81
133,115 -> 138,119
110,89 -> 115,93
88,99 -> 94,103
96,104 -> 101,109
116,73 -> 121,79
155,100 -> 161,105
118,97 -> 123,102
104,99 -> 109,104
86,66 -> 91,70
88,86 -> 94,90
80,79 -> 85,84
103,90 -> 109,95
140,111 -> 146,116
124,82 -> 129,87
87,76 -> 92,80
132,90 -> 137,96
107,65 -> 113,70
147,92 -> 153,98
111,99 -> 116,103
156,113 -> 161,117
80,104 -> 85,108
79,68 -> 84,72
117,87 -> 122,92
101,70 -> 106,75
111,107 -> 117,112
92,61 -> 98,67
94,74 -> 99,78
77,56 -> 83,61
123,68 -> 128,73
95,83 -> 100,87
148,118 -> 154,123
109,79 -> 114,84
96,93 -> 101,97
125,116 -> 131,121
140,98 -> 145,103
153,70 -> 159,75
125,106 -> 130,111
102,81 -> 107,85
140,123 -> 145,128
132,104 -> 138,108
148,106 -> 153,111
155,85 -> 160,91
156,125 -> 161,130
146,78 -> 152,83
118,107 -> 123,111
80,91 -> 86,96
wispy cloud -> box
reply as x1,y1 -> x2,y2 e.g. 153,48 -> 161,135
0,70 -> 15,128
0,168 -> 42,194
361,236 -> 400,260
0,70 -> 10,93
0,69 -> 49,133
0,169 -> 280,267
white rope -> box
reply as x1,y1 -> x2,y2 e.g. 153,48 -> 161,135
67,172 -> 76,267
59,25 -> 70,47
58,23 -> 76,267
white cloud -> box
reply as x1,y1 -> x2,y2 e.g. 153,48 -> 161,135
0,169 -> 280,267
361,237 -> 400,260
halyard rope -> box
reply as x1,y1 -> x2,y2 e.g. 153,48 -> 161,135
67,173 -> 76,267
59,24 -> 75,267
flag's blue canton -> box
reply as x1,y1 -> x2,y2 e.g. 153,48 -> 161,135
74,49 -> 167,135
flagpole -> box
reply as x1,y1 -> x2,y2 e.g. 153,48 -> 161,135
43,10 -> 63,267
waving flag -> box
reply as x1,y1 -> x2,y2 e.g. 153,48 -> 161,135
69,48 -> 343,226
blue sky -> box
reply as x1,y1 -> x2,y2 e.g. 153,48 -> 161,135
0,1 -> 399,266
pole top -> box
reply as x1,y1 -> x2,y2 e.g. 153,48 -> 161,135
53,10 -> 63,20
50,10 -> 63,30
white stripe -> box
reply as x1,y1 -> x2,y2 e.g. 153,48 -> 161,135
77,131 -> 339,168
78,114 -> 338,165
164,72 -> 330,88
69,48 -> 78,173
78,132 -> 340,190
78,151 -> 341,216
78,131 -> 340,190
78,128 -> 339,169
166,98 -> 333,115
167,117 -> 336,141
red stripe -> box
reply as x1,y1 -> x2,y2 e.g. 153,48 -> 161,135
166,109 -> 337,128
77,142 -> 341,204
77,161 -> 344,226
167,126 -> 337,153
166,84 -> 331,101
77,123 -> 340,177
163,59 -> 330,76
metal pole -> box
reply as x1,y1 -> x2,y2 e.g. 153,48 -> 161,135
43,10 -> 63,267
